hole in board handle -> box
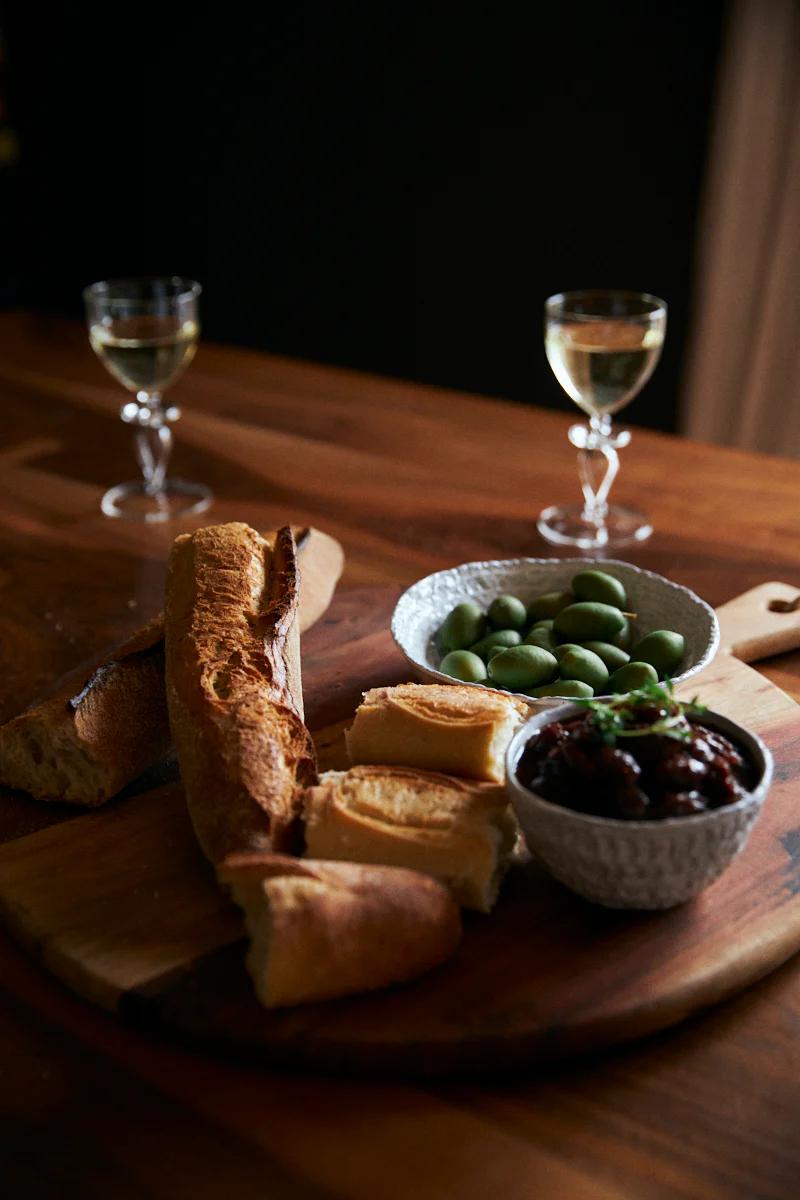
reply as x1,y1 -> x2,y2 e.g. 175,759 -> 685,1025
769,595 -> 800,613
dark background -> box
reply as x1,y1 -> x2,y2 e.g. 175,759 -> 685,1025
1,2 -> 728,432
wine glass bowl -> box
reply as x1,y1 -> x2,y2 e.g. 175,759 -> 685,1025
538,289 -> 667,550
84,276 -> 212,523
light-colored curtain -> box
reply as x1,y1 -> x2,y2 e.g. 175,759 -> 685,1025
680,0 -> 800,455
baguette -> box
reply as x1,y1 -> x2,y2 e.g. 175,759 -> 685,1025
165,523 -> 317,862
0,615 -> 169,807
0,527 -> 342,807
346,683 -> 528,783
217,852 -> 461,1008
304,764 -> 517,911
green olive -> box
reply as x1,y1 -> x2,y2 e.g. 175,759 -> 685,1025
608,661 -> 659,693
487,645 -> 508,661
611,615 -> 634,652
436,602 -> 487,654
554,602 -> 625,643
487,594 -> 527,631
526,590 -> 574,623
553,642 -> 583,662
439,649 -> 488,683
488,645 -> 558,691
531,679 -> 594,699
469,628 -> 522,661
571,569 -> 627,609
523,625 -> 558,652
559,647 -> 610,693
581,641 -> 631,672
630,630 -> 686,679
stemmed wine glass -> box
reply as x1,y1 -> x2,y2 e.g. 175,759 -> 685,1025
538,289 -> 667,549
84,276 -> 213,522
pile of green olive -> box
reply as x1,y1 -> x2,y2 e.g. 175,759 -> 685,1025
434,569 -> 686,697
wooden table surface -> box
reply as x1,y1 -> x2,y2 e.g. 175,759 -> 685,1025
1,311 -> 799,1199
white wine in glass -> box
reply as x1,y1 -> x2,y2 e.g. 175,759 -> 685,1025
539,290 -> 667,549
85,277 -> 212,523
89,315 -> 199,395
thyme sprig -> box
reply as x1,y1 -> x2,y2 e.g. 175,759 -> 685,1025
575,679 -> 707,745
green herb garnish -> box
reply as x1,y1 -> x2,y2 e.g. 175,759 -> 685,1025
574,679 -> 707,745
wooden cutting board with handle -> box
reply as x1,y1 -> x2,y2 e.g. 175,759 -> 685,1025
2,581 -> 800,1077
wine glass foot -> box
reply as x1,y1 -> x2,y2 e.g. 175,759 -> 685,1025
537,503 -> 652,550
100,479 -> 213,523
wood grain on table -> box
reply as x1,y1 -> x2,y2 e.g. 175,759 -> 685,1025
1,312 -> 799,1199
2,586 -> 800,1079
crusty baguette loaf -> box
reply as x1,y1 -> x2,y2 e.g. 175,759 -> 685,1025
165,523 -> 317,862
0,527 -> 341,808
217,852 -> 461,1007
304,764 -> 517,911
0,615 -> 169,807
346,683 -> 529,783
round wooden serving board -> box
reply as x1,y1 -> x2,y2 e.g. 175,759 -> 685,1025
2,583 -> 800,1078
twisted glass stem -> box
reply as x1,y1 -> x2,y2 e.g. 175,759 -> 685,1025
568,415 -> 632,539
121,391 -> 181,496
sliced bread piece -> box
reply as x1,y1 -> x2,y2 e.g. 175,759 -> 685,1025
304,764 -> 517,911
345,682 -> 528,783
217,852 -> 461,1007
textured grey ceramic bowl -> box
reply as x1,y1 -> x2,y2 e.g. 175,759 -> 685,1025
390,558 -> 719,707
505,705 -> 773,910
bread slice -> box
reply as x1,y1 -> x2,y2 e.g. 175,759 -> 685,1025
0,615 -> 170,807
165,523 -> 317,862
217,852 -> 461,1007
345,683 -> 528,783
304,764 -> 517,911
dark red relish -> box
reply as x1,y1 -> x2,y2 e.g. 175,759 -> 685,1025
516,711 -> 757,821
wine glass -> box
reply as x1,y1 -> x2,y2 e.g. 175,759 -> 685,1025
538,289 -> 667,550
84,276 -> 213,522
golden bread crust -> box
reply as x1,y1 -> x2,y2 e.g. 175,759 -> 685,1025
303,764 -> 517,911
0,614 -> 169,806
346,682 -> 528,783
363,683 -> 528,725
165,523 -> 317,862
217,851 -> 461,1007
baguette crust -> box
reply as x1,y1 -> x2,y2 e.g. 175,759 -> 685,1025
218,852 -> 461,1007
0,615 -> 169,806
0,528 -> 342,808
165,523 -> 317,862
304,764 -> 517,911
346,683 -> 528,783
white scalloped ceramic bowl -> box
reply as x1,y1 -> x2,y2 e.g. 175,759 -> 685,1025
390,558 -> 719,707
505,705 -> 773,909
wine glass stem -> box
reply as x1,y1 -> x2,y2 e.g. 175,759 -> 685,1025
578,443 -> 619,528
573,414 -> 621,534
133,392 -> 173,495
